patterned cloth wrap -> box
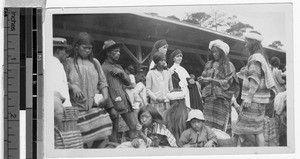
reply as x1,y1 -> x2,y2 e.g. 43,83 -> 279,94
55,107 -> 84,149
263,116 -> 280,146
212,128 -> 236,147
77,108 -> 113,144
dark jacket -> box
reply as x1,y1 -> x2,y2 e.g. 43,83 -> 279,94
102,59 -> 133,114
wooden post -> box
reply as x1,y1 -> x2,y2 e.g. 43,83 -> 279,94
136,45 -> 142,72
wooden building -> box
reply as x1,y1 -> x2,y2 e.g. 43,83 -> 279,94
53,13 -> 286,76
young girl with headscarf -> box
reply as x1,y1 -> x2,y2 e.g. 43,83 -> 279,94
146,51 -> 173,115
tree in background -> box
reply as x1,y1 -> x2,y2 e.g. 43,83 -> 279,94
167,15 -> 180,21
150,10 -> 257,39
148,13 -> 159,16
226,22 -> 253,38
182,11 -> 253,36
182,12 -> 211,26
269,40 -> 284,50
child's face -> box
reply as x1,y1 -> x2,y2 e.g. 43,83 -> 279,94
190,118 -> 204,131
140,111 -> 152,127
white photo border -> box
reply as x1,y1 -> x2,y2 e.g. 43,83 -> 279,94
44,3 -> 294,158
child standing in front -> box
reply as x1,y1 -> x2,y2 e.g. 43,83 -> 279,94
178,109 -> 218,148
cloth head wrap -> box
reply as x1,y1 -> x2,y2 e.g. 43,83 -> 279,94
208,39 -> 230,55
154,39 -> 168,50
169,49 -> 182,63
153,51 -> 166,64
244,30 -> 264,42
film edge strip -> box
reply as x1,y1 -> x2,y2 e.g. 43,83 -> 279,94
23,8 -> 43,159
4,8 -> 20,159
4,8 -> 43,159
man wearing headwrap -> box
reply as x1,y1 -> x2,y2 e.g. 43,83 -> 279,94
199,39 -> 239,136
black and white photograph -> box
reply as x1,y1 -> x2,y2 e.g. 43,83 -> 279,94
43,1 -> 294,158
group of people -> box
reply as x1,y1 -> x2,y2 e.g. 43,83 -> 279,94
53,30 -> 287,149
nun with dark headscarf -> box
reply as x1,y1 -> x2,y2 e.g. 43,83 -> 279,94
146,51 -> 173,115
168,49 -> 191,108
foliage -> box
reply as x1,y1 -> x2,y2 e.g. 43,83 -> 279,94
167,15 -> 180,21
226,22 -> 253,37
182,11 -> 254,38
269,40 -> 283,49
182,12 -> 211,26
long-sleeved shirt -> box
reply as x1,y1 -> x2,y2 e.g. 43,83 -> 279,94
240,53 -> 276,103
51,56 -> 72,107
133,82 -> 148,107
201,60 -> 239,100
65,57 -> 108,110
178,126 -> 218,147
146,69 -> 173,103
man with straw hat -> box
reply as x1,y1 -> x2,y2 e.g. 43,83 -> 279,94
101,40 -> 138,143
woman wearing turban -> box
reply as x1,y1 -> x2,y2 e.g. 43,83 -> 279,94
198,39 -> 239,136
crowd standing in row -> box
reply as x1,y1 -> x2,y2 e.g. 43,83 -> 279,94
53,30 -> 287,149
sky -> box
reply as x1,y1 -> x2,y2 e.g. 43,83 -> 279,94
151,3 -> 290,50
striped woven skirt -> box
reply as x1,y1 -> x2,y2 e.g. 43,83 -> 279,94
203,97 -> 231,135
233,103 -> 266,135
77,108 -> 113,144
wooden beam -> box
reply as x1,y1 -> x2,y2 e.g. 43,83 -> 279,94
54,29 -> 248,61
228,54 -> 248,61
57,20 -> 207,49
195,54 -> 206,67
136,45 -> 142,71
142,53 -> 151,64
136,45 -> 142,61
122,44 -> 140,64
